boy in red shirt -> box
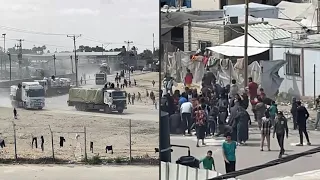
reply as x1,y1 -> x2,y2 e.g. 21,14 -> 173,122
184,68 -> 193,88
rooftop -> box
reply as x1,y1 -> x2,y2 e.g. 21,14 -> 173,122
276,1 -> 315,20
244,23 -> 292,44
271,34 -> 320,48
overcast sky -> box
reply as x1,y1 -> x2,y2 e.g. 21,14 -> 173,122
0,0 -> 159,53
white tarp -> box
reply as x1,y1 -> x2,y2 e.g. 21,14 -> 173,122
206,35 -> 269,57
266,169 -> 320,180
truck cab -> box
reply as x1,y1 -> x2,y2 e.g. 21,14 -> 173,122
34,80 -> 48,94
95,73 -> 107,85
11,82 -> 45,109
22,82 -> 45,109
103,89 -> 127,113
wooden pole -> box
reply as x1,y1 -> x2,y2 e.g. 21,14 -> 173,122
49,125 -> 55,161
244,0 -> 249,87
84,126 -> 87,161
12,121 -> 17,160
129,119 -> 132,163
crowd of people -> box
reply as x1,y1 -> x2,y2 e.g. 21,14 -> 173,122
161,68 -> 313,173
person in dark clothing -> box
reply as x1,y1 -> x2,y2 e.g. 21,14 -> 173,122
296,101 -> 311,146
291,97 -> 298,130
40,136 -> 44,151
169,110 -> 181,134
240,91 -> 249,110
273,111 -> 288,158
207,105 -> 219,136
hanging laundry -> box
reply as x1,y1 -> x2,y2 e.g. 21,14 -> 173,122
0,139 -> 5,148
32,137 -> 37,148
105,145 -> 113,154
90,142 -> 93,153
40,136 -> 44,151
59,136 -> 65,147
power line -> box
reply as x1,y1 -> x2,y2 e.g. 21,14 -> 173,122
162,39 -> 320,49
0,25 -> 69,36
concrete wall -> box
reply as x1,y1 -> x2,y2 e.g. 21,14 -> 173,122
160,162 -> 239,180
0,73 -> 76,88
271,44 -> 320,97
183,24 -> 243,58
183,25 -> 223,52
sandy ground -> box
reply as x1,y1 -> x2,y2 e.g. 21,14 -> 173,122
0,165 -> 158,180
0,71 -> 160,161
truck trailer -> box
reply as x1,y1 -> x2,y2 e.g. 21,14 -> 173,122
10,82 -> 46,109
67,87 -> 127,113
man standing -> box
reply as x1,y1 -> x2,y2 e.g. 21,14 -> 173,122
229,79 -> 239,100
296,101 -> 311,146
180,100 -> 193,136
273,111 -> 288,158
248,77 -> 258,101
291,97 -> 298,130
248,77 -> 258,121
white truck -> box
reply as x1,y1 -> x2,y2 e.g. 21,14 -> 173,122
10,82 -> 45,109
34,77 -> 72,96
67,87 -> 127,113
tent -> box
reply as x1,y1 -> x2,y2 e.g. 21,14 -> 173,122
206,35 -> 269,57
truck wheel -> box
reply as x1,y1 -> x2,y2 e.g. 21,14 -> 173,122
117,109 -> 124,113
75,105 -> 80,111
104,105 -> 111,114
82,104 -> 87,111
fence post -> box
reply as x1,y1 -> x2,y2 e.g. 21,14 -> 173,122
12,121 -> 17,160
129,119 -> 132,163
84,126 -> 87,161
49,125 -> 55,161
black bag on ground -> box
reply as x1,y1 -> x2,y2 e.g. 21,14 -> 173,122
176,156 -> 200,168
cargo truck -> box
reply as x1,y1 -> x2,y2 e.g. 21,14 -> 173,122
10,82 -> 45,109
95,73 -> 107,85
67,87 -> 127,113
34,76 -> 72,96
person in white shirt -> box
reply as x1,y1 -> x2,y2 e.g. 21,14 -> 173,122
180,101 -> 193,135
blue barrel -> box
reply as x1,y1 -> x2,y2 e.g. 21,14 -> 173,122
185,0 -> 191,8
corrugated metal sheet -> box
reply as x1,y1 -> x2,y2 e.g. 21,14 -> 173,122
243,23 -> 292,44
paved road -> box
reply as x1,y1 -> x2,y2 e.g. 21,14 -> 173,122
170,121 -> 320,180
0,165 -> 158,180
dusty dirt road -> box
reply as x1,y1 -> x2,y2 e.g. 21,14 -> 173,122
0,72 -> 159,161
0,165 -> 158,180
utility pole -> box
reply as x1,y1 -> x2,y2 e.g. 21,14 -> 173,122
70,55 -> 74,73
53,54 -> 57,75
188,19 -> 192,51
16,39 -> 24,79
8,53 -> 11,81
124,40 -> 133,82
152,33 -> 155,55
67,34 -> 81,87
243,0 -> 249,87
317,0 -> 320,33
2,33 -> 6,71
